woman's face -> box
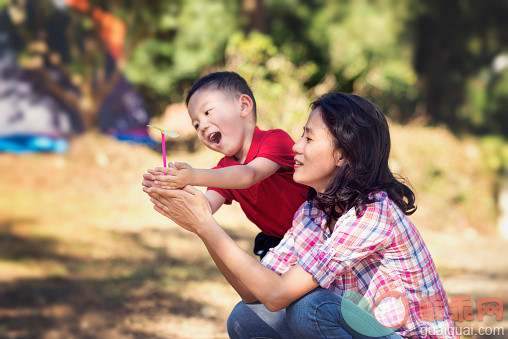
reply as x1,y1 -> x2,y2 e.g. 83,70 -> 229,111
292,108 -> 343,193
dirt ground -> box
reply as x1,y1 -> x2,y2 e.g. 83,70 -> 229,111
1,133 -> 507,338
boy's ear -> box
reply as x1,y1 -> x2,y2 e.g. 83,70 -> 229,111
238,94 -> 254,118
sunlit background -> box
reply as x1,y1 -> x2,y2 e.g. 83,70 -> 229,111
1,0 -> 507,338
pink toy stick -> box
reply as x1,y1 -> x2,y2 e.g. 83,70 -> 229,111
161,132 -> 167,168
146,125 -> 179,172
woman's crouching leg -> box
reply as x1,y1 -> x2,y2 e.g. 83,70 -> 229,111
286,287 -> 402,339
286,287 -> 352,339
227,300 -> 292,339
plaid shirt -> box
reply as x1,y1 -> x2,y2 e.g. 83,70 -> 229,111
262,192 -> 458,338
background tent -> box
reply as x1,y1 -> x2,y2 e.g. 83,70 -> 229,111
0,0 -> 154,153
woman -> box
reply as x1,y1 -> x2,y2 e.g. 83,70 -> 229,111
143,92 -> 458,338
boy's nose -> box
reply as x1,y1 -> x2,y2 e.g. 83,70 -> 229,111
198,122 -> 209,134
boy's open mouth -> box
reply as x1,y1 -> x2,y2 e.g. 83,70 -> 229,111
209,132 -> 222,145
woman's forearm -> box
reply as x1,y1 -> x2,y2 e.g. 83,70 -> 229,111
203,241 -> 258,303
197,220 -> 287,311
151,194 -> 253,300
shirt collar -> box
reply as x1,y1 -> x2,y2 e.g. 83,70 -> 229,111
304,199 -> 328,231
222,126 -> 260,165
305,191 -> 389,232
243,126 -> 262,164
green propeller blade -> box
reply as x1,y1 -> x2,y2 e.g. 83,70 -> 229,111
163,131 -> 180,138
147,125 -> 179,138
147,124 -> 163,132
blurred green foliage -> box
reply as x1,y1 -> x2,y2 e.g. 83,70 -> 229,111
125,0 -> 239,105
308,0 -> 419,121
225,31 -> 318,135
0,0 -> 508,166
2,0 -> 506,233
2,0 -> 508,139
117,0 -> 508,140
410,0 -> 508,135
480,136 -> 508,173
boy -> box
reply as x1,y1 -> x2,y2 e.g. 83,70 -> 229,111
146,72 -> 308,258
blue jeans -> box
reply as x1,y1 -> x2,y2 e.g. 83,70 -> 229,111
227,288 -> 403,339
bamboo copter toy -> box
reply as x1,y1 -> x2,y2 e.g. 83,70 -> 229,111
147,125 -> 179,168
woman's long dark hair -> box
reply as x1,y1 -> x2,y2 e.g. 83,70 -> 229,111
309,92 -> 416,220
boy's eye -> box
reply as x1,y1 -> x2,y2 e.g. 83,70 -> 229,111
194,123 -> 199,130
204,109 -> 211,116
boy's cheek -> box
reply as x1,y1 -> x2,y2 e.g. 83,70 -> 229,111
197,135 -> 206,145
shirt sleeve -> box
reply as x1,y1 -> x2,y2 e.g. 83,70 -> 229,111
297,199 -> 394,289
261,206 -> 303,274
206,158 -> 234,204
256,129 -> 296,168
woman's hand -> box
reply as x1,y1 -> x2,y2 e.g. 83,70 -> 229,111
144,184 -> 214,234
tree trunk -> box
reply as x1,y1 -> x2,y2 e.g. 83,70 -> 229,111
241,0 -> 269,33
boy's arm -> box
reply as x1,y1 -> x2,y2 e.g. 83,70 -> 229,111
196,157 -> 282,189
205,190 -> 226,214
155,158 -> 283,190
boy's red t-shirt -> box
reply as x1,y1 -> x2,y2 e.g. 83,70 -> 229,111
207,127 -> 309,238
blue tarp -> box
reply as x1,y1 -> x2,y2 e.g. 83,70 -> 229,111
0,134 -> 69,154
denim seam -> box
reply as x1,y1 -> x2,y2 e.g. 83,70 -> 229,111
232,317 -> 249,339
313,301 -> 342,338
231,314 -> 281,339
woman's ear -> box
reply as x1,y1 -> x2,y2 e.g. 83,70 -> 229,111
334,150 -> 345,167
239,94 -> 254,118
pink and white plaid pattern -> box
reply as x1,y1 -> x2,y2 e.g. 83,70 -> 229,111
262,191 -> 458,338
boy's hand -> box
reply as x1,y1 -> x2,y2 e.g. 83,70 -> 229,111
154,162 -> 195,189
142,163 -> 176,188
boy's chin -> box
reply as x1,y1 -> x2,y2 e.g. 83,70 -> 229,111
205,144 -> 227,155
203,141 -> 241,158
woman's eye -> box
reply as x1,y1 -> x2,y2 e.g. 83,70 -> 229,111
306,137 -> 312,142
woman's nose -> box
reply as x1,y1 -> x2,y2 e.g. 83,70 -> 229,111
292,137 -> 303,154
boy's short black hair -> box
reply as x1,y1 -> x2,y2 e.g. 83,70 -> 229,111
185,71 -> 257,119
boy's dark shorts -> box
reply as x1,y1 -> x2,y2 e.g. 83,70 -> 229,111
253,232 -> 282,260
